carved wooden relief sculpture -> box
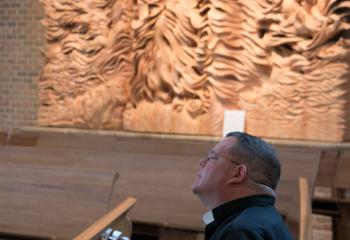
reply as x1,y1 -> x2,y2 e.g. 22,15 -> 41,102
39,0 -> 350,141
39,0 -> 134,129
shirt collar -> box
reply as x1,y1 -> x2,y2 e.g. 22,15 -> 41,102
202,210 -> 215,224
202,195 -> 275,225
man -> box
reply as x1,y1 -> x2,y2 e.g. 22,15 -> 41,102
191,132 -> 293,240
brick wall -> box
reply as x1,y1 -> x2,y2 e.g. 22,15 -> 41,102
0,0 -> 45,132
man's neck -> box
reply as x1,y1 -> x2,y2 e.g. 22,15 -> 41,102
201,184 -> 276,210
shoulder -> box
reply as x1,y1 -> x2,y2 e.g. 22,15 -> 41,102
218,207 -> 293,240
236,205 -> 284,227
221,217 -> 264,239
221,224 -> 293,240
223,226 -> 263,239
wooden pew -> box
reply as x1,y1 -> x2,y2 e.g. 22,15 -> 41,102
0,145 -> 207,234
74,197 -> 136,240
273,146 -> 321,239
331,150 -> 350,240
312,149 -> 350,240
0,163 -> 119,239
0,131 -> 322,240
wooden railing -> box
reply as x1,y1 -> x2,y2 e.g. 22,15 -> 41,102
74,197 -> 136,240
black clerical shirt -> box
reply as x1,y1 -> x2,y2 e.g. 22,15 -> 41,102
204,195 -> 293,240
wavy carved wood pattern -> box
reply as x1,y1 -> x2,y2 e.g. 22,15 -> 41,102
39,0 -> 134,129
39,0 -> 350,141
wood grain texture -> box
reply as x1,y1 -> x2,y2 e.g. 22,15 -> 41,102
0,133 -> 322,238
0,163 -> 118,239
38,0 -> 350,141
0,145 -> 207,231
334,150 -> 350,189
273,146 -> 321,238
299,177 -> 313,240
74,197 -> 136,240
315,150 -> 339,187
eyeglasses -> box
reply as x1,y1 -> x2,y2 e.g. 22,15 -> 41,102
205,150 -> 242,166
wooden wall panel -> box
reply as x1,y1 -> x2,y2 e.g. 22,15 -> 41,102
0,131 -> 322,239
0,163 -> 118,239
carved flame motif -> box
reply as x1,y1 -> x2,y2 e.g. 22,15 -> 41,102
39,0 -> 134,129
237,0 -> 350,140
39,0 -> 350,141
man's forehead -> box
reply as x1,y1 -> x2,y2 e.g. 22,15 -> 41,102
212,137 -> 237,153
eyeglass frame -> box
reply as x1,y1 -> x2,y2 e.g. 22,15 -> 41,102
204,150 -> 243,166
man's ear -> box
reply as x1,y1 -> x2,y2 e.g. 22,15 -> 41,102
227,165 -> 248,184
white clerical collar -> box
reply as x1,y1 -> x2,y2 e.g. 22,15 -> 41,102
202,210 -> 215,224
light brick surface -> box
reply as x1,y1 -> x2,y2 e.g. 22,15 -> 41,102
0,0 -> 45,132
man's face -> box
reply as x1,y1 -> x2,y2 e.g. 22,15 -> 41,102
191,137 -> 238,199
